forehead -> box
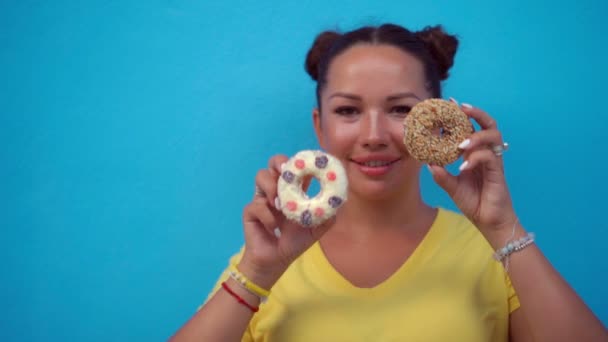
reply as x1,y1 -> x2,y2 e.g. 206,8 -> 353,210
324,44 -> 427,98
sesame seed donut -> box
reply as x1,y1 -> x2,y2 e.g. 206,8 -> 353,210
277,150 -> 347,227
403,98 -> 473,166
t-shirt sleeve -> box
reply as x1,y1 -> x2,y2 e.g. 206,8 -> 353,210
196,246 -> 254,342
505,272 -> 521,313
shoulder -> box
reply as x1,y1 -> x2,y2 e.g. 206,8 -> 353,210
437,207 -> 470,224
434,208 -> 512,295
435,207 -> 478,236
434,208 -> 495,254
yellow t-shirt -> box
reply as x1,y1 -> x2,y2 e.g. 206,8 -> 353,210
205,208 -> 519,341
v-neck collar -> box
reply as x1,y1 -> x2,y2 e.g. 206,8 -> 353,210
309,208 -> 446,297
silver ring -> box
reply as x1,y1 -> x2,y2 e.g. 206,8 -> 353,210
254,185 -> 266,197
492,142 -> 509,156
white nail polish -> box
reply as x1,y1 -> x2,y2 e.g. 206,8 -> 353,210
458,139 -> 471,149
449,97 -> 458,104
459,161 -> 469,171
274,197 -> 281,210
273,227 -> 281,238
462,103 -> 473,109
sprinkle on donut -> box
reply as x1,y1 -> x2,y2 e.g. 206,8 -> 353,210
328,196 -> 343,208
326,171 -> 336,181
277,150 -> 348,227
314,208 -> 325,217
301,210 -> 313,226
315,155 -> 328,168
282,171 -> 295,183
403,98 -> 474,166
286,201 -> 297,211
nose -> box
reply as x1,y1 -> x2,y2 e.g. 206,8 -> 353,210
360,109 -> 389,149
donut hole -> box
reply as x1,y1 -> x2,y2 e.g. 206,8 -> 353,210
305,176 -> 321,198
432,125 -> 453,138
432,126 -> 445,137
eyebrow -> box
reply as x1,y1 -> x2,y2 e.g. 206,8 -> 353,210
328,92 -> 362,101
328,92 -> 421,101
386,92 -> 421,101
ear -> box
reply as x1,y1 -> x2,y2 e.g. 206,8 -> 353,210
312,107 -> 324,148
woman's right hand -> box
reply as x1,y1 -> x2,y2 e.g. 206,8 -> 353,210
238,154 -> 335,290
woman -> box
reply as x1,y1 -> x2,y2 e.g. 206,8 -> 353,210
171,23 -> 607,341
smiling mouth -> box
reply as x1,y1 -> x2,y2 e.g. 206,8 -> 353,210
352,159 -> 400,167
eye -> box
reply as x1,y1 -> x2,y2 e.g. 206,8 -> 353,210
334,106 -> 359,116
390,105 -> 412,116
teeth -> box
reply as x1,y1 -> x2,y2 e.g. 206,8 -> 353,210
363,160 -> 391,167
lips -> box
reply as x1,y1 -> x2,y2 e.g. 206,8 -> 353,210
350,155 -> 401,176
350,156 -> 401,167
357,160 -> 396,167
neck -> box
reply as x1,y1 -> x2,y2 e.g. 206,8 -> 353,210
330,182 -> 434,241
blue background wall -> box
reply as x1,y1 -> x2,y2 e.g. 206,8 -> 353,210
2,0 -> 606,340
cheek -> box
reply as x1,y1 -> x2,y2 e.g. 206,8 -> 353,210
389,120 -> 407,149
321,120 -> 359,150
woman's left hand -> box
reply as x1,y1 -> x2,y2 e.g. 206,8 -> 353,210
428,103 -> 518,239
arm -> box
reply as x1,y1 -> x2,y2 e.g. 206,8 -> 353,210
169,276 -> 260,342
429,103 -> 607,342
170,155 -> 334,341
494,225 -> 608,341
509,309 -> 534,342
169,257 -> 279,342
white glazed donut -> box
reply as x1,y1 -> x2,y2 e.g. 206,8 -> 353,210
277,150 -> 348,227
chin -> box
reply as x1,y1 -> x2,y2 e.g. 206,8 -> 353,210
350,182 -> 404,201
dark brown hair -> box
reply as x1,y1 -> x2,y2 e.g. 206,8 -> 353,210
305,24 -> 459,108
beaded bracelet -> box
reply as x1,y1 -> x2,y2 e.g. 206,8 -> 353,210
229,274 -> 263,300
228,265 -> 271,301
221,281 -> 259,313
493,232 -> 535,271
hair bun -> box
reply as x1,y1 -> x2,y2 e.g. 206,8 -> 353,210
415,25 -> 459,80
305,31 -> 341,81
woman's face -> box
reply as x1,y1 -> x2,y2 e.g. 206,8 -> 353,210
314,44 -> 431,200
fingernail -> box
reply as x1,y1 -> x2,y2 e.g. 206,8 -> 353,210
280,162 -> 286,171
274,197 -> 281,210
273,227 -> 281,238
461,103 -> 473,109
426,164 -> 434,175
449,97 -> 458,105
459,161 -> 469,171
458,139 -> 471,149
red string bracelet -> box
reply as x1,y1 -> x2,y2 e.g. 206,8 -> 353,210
221,281 -> 259,313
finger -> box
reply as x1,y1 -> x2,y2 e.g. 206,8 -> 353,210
460,147 -> 506,172
461,103 -> 497,130
268,154 -> 289,176
255,169 -> 279,207
427,164 -> 459,198
458,129 -> 503,152
459,149 -> 502,173
243,201 -> 279,238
